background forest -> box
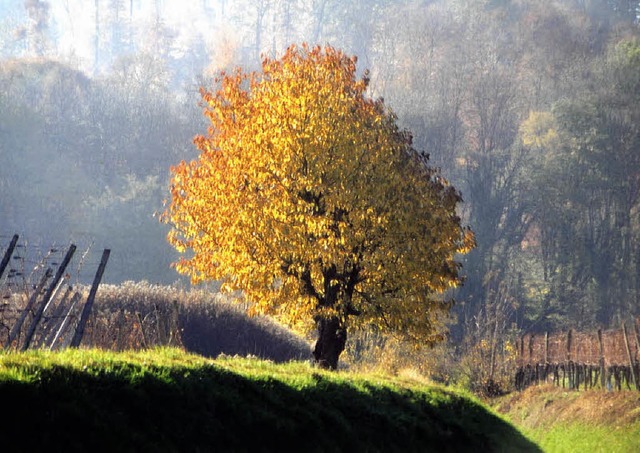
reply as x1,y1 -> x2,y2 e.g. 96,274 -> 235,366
1,0 -> 639,383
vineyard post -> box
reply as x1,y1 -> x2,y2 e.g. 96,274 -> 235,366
544,331 -> 549,364
168,299 -> 180,346
598,328 -> 605,389
21,244 -> 76,351
154,304 -> 167,346
115,309 -> 126,350
40,285 -> 74,347
70,249 -> 110,348
3,268 -> 51,348
566,329 -> 573,388
622,322 -> 638,391
136,312 -> 149,348
0,234 -> 19,280
49,292 -> 82,350
633,321 -> 640,363
519,335 -> 524,367
635,322 -> 640,386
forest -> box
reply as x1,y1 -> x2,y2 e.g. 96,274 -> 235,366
1,0 -> 639,380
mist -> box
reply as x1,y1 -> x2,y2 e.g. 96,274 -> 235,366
1,0 -> 639,338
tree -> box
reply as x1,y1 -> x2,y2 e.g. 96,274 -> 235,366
164,44 -> 474,369
523,38 -> 640,328
22,0 -> 51,56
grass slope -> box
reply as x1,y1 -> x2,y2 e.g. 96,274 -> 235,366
0,348 -> 539,452
494,384 -> 640,452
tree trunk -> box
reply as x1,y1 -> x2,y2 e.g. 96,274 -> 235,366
313,317 -> 347,370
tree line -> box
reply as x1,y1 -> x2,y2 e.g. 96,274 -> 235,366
1,0 -> 639,359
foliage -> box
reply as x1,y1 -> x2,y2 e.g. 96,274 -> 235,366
0,57 -> 196,284
2,0 -> 640,385
456,336 -> 518,397
342,327 -> 519,397
0,348 -> 540,452
521,38 -> 640,328
165,44 -> 473,368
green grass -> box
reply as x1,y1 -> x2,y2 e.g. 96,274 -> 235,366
493,385 -> 640,453
529,422 -> 640,452
0,347 -> 539,452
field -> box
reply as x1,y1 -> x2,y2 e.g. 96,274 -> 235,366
0,348 -> 539,452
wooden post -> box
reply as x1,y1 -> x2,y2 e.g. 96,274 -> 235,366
622,322 -> 639,391
168,299 -> 180,346
634,322 -> 640,387
566,329 -> 573,388
49,292 -> 82,350
40,277 -> 69,319
3,268 -> 52,349
40,285 -> 74,348
528,334 -> 535,364
0,234 -> 19,280
21,244 -> 76,351
544,331 -> 549,364
598,328 -> 605,389
136,312 -> 149,348
633,321 -> 640,362
70,249 -> 110,348
115,309 -> 126,350
155,304 -> 167,346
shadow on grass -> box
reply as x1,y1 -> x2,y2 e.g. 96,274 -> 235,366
0,364 -> 540,452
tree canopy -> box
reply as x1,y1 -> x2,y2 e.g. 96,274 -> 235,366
164,44 -> 474,368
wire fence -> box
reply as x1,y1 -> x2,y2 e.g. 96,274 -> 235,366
1,233 -> 311,362
516,320 -> 640,391
0,233 -> 110,351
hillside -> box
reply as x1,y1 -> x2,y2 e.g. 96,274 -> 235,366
494,385 -> 640,452
0,348 -> 539,452
0,282 -> 312,363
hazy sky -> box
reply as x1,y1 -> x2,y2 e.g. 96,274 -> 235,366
55,1 -> 217,66
2,0 -> 228,73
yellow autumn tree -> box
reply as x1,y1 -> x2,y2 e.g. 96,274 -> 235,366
164,44 -> 474,369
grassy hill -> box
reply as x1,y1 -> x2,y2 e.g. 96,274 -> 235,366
0,348 -> 539,452
493,384 -> 640,452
